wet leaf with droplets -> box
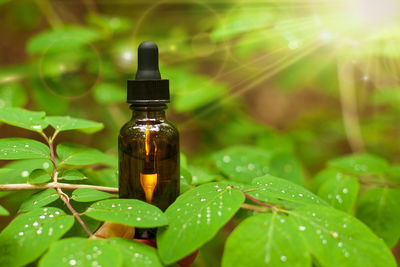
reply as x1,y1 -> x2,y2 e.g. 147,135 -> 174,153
84,199 -> 167,228
249,176 -> 328,208
19,189 -> 59,212
39,237 -> 121,267
356,187 -> 400,248
222,213 -> 310,267
328,153 -> 388,176
108,238 -> 163,267
46,116 -> 103,134
213,146 -> 272,184
0,207 -> 74,267
0,138 -> 50,160
28,169 -> 52,184
316,170 -> 359,212
290,205 -> 396,267
0,107 -> 48,132
71,188 -> 115,202
157,182 -> 245,264
186,165 -> 217,185
57,143 -> 115,167
0,159 -> 52,184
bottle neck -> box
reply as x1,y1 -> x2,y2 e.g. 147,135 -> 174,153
130,104 -> 167,121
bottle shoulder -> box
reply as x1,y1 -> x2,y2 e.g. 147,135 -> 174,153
119,119 -> 179,139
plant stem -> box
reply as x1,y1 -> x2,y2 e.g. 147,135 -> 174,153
360,179 -> 400,188
338,59 -> 365,152
240,203 -> 269,213
239,189 -> 275,210
57,187 -> 94,236
33,0 -> 62,29
48,139 -> 58,183
0,183 -> 118,193
43,133 -> 95,237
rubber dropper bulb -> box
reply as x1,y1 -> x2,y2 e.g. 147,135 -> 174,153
135,41 -> 162,80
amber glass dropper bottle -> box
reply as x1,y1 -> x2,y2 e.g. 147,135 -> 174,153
119,41 -> 180,239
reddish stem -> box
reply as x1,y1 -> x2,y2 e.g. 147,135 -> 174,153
240,190 -> 275,210
43,133 -> 93,237
58,188 -> 93,236
48,140 -> 58,182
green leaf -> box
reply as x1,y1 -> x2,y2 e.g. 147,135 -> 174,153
257,134 -> 294,154
84,168 -> 118,187
311,168 -> 339,192
28,169 -> 52,184
85,199 -> 168,228
187,165 -> 217,185
248,176 -> 328,208
39,237 -> 121,267
211,8 -> 275,41
0,107 -> 48,132
316,171 -> 359,212
328,153 -> 388,176
63,214 -> 100,239
87,14 -> 131,33
46,116 -> 103,134
108,238 -> 163,267
0,0 -> 12,5
370,87 -> 400,107
0,205 -> 9,216
27,26 -> 101,54
19,189 -> 59,212
157,182 -> 245,264
213,146 -> 272,183
0,207 -> 74,267
31,78 -> 69,115
222,213 -> 310,267
269,152 -> 304,185
386,165 -> 400,182
356,187 -> 400,248
163,67 -> 227,112
180,168 -> 192,194
180,153 -> 188,168
290,205 -> 396,267
92,83 -> 125,104
61,169 -> 87,181
71,188 -> 115,202
57,143 -> 112,166
0,159 -> 52,184
0,83 -> 27,108
0,138 -> 50,160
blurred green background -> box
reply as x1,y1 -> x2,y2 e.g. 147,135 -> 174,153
0,0 -> 399,265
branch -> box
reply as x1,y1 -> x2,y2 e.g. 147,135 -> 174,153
34,0 -> 62,28
234,187 -> 275,211
337,59 -> 365,152
57,187 -> 94,236
241,190 -> 275,210
359,179 -> 400,188
42,134 -> 96,237
240,203 -> 269,213
0,183 -> 118,193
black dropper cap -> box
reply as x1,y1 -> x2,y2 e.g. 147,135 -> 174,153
127,41 -> 169,104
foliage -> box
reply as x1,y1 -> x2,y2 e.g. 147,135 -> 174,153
0,108 -> 398,266
1,1 -> 400,266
